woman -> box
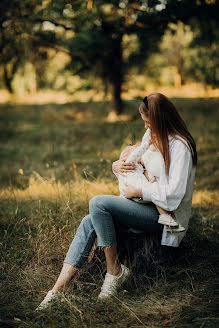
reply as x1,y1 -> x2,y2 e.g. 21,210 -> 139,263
36,92 -> 197,310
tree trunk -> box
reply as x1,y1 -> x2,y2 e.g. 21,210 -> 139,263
3,60 -> 19,94
87,228 -> 183,282
174,46 -> 182,88
110,34 -> 123,116
3,65 -> 13,93
112,78 -> 123,115
174,69 -> 182,88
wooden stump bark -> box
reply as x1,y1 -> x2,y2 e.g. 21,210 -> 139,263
85,226 -> 189,284
116,228 -> 165,278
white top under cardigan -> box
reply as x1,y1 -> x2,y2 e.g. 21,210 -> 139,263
113,129 -> 196,247
142,148 -> 164,179
118,145 -> 163,197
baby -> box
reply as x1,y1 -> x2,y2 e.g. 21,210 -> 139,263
118,143 -> 185,233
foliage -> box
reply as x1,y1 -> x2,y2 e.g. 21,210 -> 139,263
0,1 -> 219,113
136,20 -> 219,89
188,21 -> 219,87
159,21 -> 194,87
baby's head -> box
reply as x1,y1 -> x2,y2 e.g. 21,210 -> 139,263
120,144 -> 139,161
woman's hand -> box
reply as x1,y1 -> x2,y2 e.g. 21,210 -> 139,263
123,184 -> 142,199
112,160 -> 136,176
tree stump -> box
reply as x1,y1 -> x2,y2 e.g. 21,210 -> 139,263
85,226 -> 189,286
116,228 -> 165,279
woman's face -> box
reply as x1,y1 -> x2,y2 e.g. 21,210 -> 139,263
141,113 -> 151,129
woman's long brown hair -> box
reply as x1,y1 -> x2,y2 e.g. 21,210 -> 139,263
139,93 -> 197,175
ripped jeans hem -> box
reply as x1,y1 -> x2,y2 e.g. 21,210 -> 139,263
63,259 -> 81,270
97,243 -> 117,249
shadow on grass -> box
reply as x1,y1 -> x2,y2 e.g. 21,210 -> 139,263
0,205 -> 218,328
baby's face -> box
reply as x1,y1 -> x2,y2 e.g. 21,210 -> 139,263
120,145 -> 140,161
121,151 -> 130,161
120,146 -> 136,161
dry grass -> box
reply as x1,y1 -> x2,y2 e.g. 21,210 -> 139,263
1,174 -> 218,207
0,97 -> 218,327
0,171 -> 119,203
192,190 -> 219,206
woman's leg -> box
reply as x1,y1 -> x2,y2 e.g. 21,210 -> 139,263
89,195 -> 161,245
89,195 -> 162,275
53,214 -> 96,291
103,246 -> 121,276
38,215 -> 96,304
36,215 -> 97,310
64,214 -> 96,270
88,195 -> 162,299
52,263 -> 77,294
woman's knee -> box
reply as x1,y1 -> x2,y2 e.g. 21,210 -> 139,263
89,195 -> 105,213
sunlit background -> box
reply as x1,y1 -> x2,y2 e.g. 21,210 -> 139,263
0,1 -> 219,327
0,0 -> 218,107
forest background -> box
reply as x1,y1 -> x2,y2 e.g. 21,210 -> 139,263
0,1 -> 218,327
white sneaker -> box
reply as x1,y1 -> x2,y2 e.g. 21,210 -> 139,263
98,264 -> 130,300
158,214 -> 178,227
35,290 -> 58,311
166,224 -> 186,233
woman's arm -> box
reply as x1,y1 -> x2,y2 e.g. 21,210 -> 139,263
141,143 -> 193,211
123,174 -> 156,199
113,129 -> 151,177
123,184 -> 142,199
125,142 -> 149,163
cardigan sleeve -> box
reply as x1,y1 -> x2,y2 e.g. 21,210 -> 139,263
141,128 -> 150,145
125,141 -> 149,163
112,129 -> 150,177
142,142 -> 192,211
125,128 -> 150,163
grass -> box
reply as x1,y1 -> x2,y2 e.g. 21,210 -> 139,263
0,97 -> 219,327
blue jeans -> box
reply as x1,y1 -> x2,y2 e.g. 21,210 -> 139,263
64,195 -> 162,269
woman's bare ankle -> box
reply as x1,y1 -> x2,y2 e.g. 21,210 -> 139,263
51,287 -> 61,294
107,263 -> 122,276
